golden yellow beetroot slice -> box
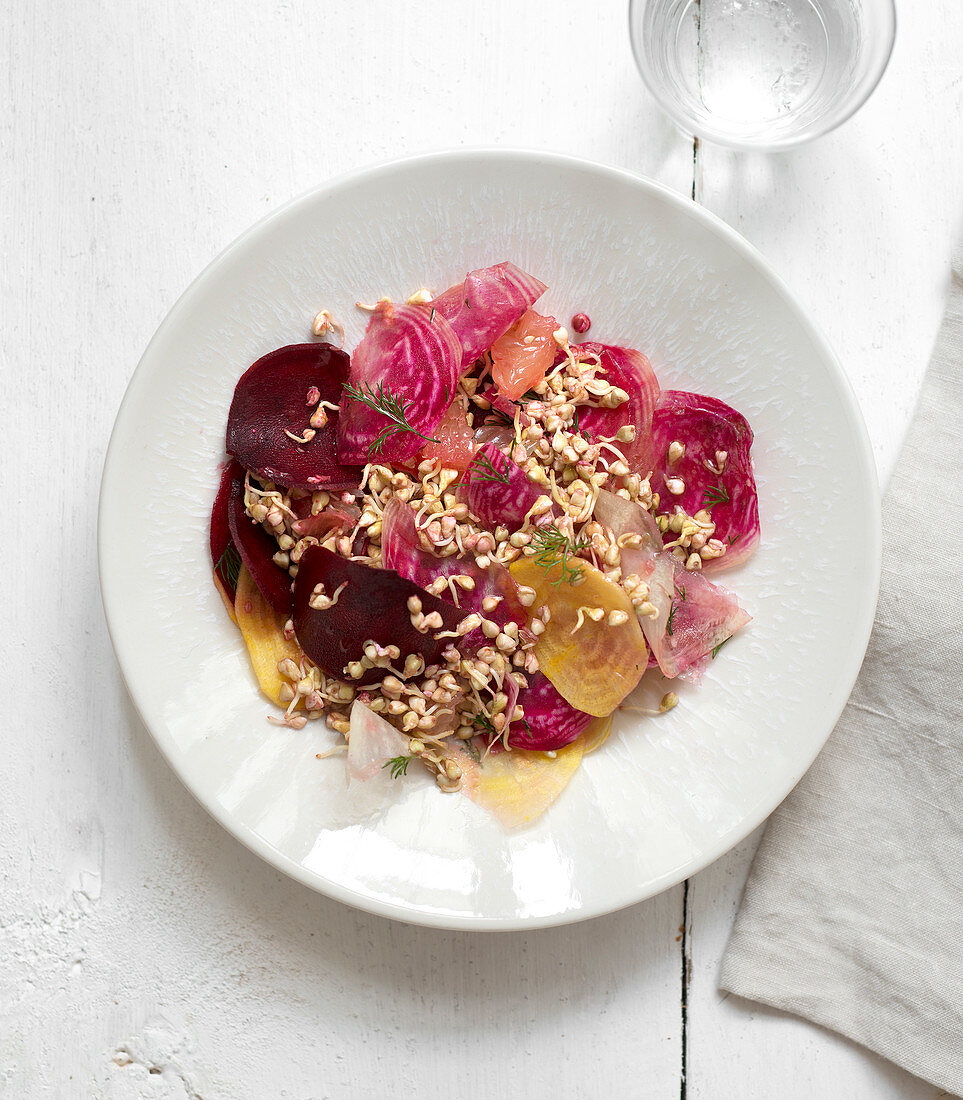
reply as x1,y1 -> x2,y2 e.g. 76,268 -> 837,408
445,732 -> 591,829
226,342 -> 360,492
440,715 -> 614,829
234,565 -> 301,705
292,545 -> 466,686
510,557 -> 647,716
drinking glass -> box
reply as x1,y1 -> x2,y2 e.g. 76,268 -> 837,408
629,0 -> 896,150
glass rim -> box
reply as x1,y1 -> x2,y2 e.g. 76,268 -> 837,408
627,0 -> 897,151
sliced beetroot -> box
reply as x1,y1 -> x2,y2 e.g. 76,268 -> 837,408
226,464 -> 293,616
346,700 -> 411,781
642,554 -> 750,679
336,302 -> 462,465
210,461 -> 240,601
290,503 -> 358,540
226,342 -> 359,492
646,390 -> 760,571
461,442 -> 547,533
592,489 -> 662,580
292,545 -> 466,685
380,497 -> 527,649
478,385 -> 532,428
429,262 -> 547,370
571,343 -> 660,472
507,672 -> 593,751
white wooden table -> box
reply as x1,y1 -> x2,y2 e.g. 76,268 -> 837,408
4,1 -> 962,1096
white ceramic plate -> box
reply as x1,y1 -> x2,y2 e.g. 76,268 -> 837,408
99,150 -> 880,930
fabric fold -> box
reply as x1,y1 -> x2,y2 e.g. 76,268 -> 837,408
720,247 -> 963,1098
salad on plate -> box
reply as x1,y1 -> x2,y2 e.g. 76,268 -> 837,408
210,262 -> 759,826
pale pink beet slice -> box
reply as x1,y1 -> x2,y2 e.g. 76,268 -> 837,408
226,463 -> 293,615
592,489 -> 662,578
429,262 -> 547,369
290,504 -> 358,540
292,545 -> 466,686
642,554 -> 750,680
226,342 -> 360,492
571,343 -> 660,472
645,390 -> 760,571
336,302 -> 463,465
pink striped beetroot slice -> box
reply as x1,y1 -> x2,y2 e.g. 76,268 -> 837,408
642,554 -> 750,681
429,262 -> 547,371
336,301 -> 462,465
506,672 -> 594,751
646,391 -> 760,571
570,343 -> 660,474
292,545 -> 467,687
460,442 -> 549,533
226,343 -> 359,492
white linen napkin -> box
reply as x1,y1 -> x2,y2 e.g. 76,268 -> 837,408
719,247 -> 963,1097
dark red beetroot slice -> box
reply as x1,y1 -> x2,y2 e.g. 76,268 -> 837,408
226,342 -> 360,492
506,672 -> 593,750
210,461 -> 240,601
645,391 -> 760,571
293,545 -> 466,685
226,463 -> 293,616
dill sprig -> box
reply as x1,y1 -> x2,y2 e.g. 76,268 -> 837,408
727,533 -> 739,546
382,755 -> 411,779
214,542 -> 242,590
473,712 -> 497,736
529,523 -> 589,586
572,407 -> 593,441
674,583 -> 687,601
666,600 -> 678,636
712,636 -> 731,659
342,380 -> 440,455
489,405 -> 516,427
472,713 -> 500,752
703,482 -> 730,507
470,450 -> 511,485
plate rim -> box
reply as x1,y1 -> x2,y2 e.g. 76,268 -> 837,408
98,148 -> 882,930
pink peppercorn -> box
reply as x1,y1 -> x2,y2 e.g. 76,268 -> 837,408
571,312 -> 591,334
